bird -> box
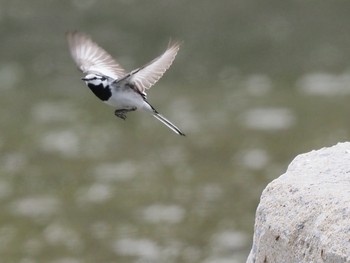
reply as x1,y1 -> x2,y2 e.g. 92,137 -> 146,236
66,31 -> 185,136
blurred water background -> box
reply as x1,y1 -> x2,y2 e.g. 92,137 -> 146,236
1,1 -> 350,262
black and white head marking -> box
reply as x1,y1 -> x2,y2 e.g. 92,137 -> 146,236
82,73 -> 108,87
82,73 -> 112,101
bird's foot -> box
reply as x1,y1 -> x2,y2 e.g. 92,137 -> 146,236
114,107 -> 137,120
115,109 -> 127,120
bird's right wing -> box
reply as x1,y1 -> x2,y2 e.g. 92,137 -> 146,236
66,31 -> 126,80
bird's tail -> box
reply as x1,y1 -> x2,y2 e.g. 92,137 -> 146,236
153,113 -> 185,136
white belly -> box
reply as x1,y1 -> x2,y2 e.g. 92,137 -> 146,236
104,88 -> 150,112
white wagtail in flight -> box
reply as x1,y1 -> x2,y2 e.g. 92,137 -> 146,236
66,31 -> 185,136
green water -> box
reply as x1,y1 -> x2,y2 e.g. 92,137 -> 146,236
1,1 -> 350,262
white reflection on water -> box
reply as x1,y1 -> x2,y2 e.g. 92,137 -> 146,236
239,149 -> 270,170
31,102 -> 80,123
202,231 -> 248,263
44,223 -> 83,251
2,152 -> 27,174
298,72 -> 350,96
198,184 -> 223,202
76,183 -> 113,204
90,222 -> 111,240
0,180 -> 13,199
244,74 -> 273,96
203,258 -> 241,263
242,107 -> 296,130
9,196 -> 60,220
141,204 -> 185,224
93,161 -> 138,182
40,130 -> 79,157
48,258 -> 82,263
210,231 -> 248,253
202,257 -> 242,263
113,238 -> 160,259
0,62 -> 23,90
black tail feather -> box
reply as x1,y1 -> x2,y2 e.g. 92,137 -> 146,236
153,113 -> 185,136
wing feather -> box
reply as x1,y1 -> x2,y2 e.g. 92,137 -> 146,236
129,41 -> 181,93
66,31 -> 126,80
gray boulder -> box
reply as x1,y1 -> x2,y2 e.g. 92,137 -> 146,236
247,142 -> 350,263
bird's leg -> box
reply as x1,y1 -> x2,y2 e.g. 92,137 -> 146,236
114,107 -> 137,120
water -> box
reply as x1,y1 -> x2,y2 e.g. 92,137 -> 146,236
1,1 -> 350,262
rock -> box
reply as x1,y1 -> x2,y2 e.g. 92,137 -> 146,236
247,142 -> 350,263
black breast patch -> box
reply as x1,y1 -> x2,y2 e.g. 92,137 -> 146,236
87,83 -> 112,101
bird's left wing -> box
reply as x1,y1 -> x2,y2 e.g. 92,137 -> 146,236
66,31 -> 126,80
128,41 -> 181,94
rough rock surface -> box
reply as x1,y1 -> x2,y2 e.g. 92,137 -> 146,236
247,142 -> 350,263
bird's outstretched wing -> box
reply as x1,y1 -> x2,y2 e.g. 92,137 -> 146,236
66,31 -> 126,80
129,41 -> 181,94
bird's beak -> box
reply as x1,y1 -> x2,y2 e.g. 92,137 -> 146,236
81,77 -> 88,81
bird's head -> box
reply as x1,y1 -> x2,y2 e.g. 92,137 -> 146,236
82,73 -> 108,87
